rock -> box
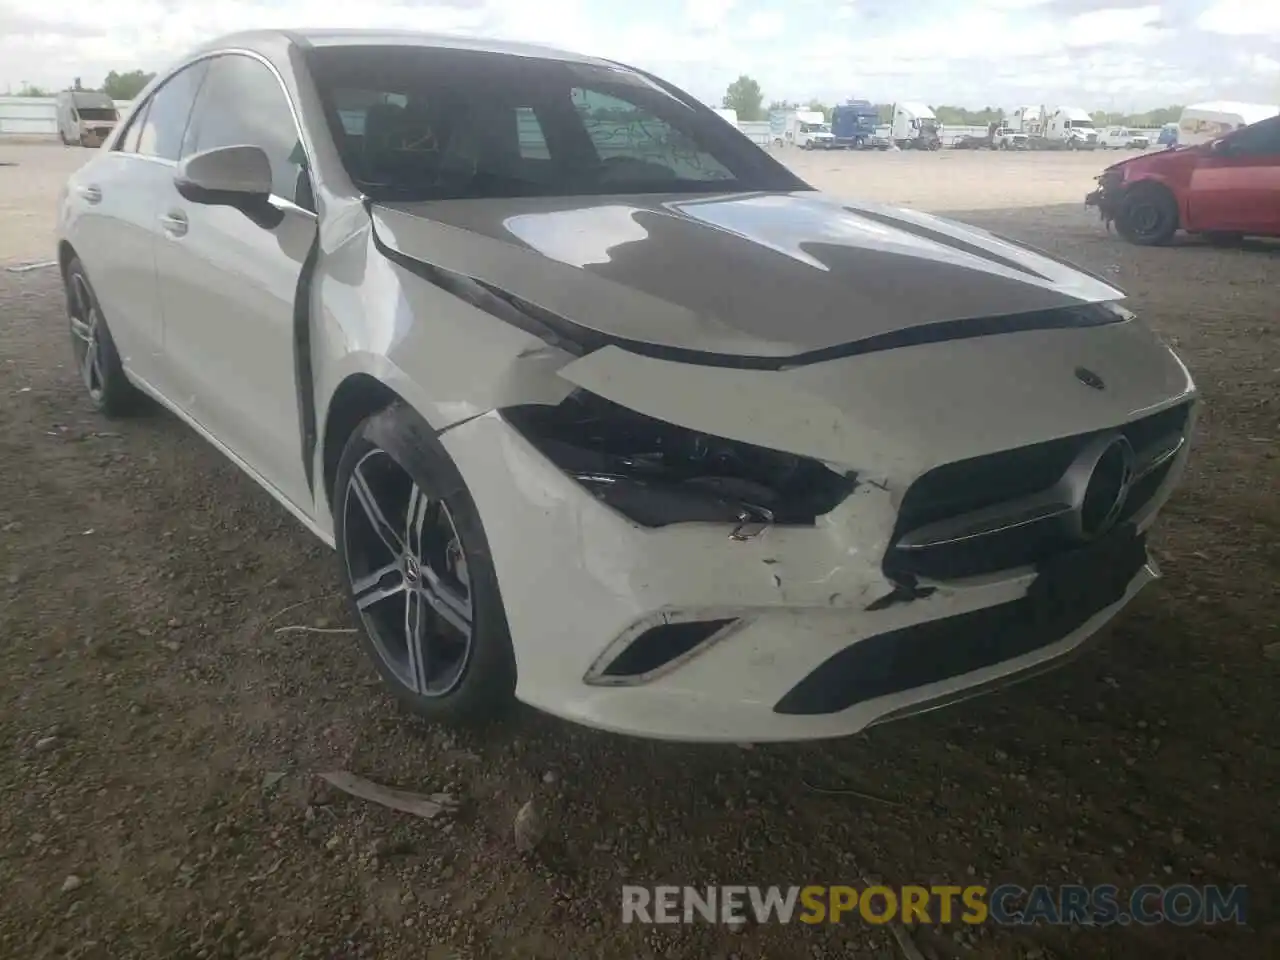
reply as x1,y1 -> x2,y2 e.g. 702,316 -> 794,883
61,875 -> 83,893
541,770 -> 558,785
513,800 -> 545,854
35,736 -> 58,752
261,771 -> 286,791
1171,827 -> 1185,845
1263,642 -> 1280,662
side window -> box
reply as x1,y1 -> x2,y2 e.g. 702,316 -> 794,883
136,62 -> 208,161
570,87 -> 734,181
185,54 -> 305,203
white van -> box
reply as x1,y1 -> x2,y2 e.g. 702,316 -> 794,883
1176,101 -> 1279,148
55,91 -> 121,147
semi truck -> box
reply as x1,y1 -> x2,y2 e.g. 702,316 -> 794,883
890,103 -> 941,150
1007,105 -> 1098,149
830,99 -> 883,149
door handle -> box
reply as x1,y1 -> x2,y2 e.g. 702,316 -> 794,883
77,184 -> 102,205
159,210 -> 189,238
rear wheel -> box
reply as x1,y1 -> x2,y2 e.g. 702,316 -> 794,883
1115,183 -> 1179,246
64,258 -> 142,416
334,403 -> 516,724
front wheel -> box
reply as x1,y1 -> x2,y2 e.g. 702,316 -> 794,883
1115,183 -> 1179,246
334,403 -> 516,724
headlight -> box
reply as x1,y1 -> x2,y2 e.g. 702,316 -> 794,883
502,391 -> 858,529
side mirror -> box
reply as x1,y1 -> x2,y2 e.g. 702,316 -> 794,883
175,145 -> 283,229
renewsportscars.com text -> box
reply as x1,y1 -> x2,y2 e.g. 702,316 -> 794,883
621,884 -> 1248,927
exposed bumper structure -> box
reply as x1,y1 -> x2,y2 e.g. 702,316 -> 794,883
1085,169 -> 1125,227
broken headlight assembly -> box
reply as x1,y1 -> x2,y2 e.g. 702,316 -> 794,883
502,391 -> 857,531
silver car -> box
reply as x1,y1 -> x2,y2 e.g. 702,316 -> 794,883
57,30 -> 1197,742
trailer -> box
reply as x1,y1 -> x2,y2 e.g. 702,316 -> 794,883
1176,101 -> 1279,147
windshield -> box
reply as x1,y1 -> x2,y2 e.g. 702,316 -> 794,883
309,45 -> 806,201
801,123 -> 831,133
76,108 -> 117,122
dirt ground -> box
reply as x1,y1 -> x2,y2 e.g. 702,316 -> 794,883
0,140 -> 1277,960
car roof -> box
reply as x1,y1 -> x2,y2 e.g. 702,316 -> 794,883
195,28 -> 611,67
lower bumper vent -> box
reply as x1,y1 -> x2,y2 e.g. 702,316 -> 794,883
598,619 -> 737,680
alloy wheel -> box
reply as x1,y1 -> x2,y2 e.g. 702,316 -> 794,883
68,274 -> 105,402
342,448 -> 474,697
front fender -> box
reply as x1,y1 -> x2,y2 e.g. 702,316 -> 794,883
310,230 -> 581,515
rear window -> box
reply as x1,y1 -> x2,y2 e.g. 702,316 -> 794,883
76,108 -> 118,121
308,45 -> 805,201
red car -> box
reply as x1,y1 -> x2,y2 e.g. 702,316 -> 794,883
1085,114 -> 1280,245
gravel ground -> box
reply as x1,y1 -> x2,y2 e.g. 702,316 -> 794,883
0,141 -> 1277,960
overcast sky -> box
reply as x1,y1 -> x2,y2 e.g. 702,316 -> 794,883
1,0 -> 1277,111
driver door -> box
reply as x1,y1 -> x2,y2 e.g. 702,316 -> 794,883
151,52 -> 318,514
1187,116 -> 1280,235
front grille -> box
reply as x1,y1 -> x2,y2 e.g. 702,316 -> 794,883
886,402 -> 1190,582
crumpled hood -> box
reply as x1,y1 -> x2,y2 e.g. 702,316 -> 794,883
371,190 -> 1123,360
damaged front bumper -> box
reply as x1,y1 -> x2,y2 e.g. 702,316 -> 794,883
436,320 -> 1195,743
441,407 -> 1172,742
1085,170 -> 1125,228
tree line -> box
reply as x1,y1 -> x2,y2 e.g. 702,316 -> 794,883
10,70 -> 157,101
723,75 -> 1183,128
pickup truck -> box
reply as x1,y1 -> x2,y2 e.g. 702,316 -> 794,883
1097,127 -> 1150,150
993,126 -> 1029,150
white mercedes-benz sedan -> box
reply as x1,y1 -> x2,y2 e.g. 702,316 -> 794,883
57,29 -> 1197,742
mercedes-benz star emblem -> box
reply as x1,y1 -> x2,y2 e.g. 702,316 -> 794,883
403,554 -> 422,585
1074,366 -> 1106,390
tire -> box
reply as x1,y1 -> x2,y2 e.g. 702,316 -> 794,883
1115,183 -> 1179,246
63,257 -> 142,416
333,402 -> 516,725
